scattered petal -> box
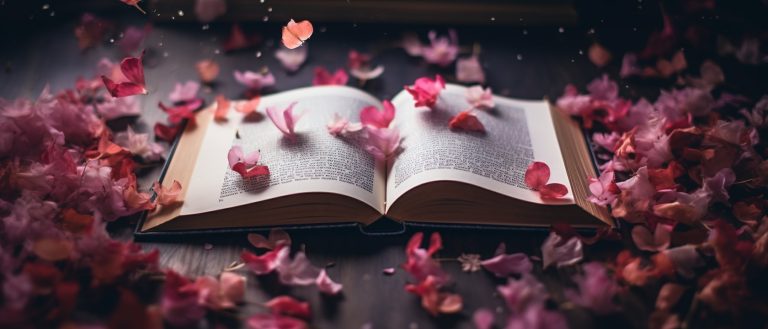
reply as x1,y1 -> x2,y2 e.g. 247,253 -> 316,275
266,102 -> 303,138
281,19 -> 313,49
228,146 -> 270,178
234,70 -> 276,91
541,232 -> 583,269
404,75 -> 445,109
360,100 -> 396,128
313,67 -> 349,86
456,55 -> 485,84
316,269 -> 343,295
465,86 -> 494,110
275,46 -> 308,72
168,81 -> 200,103
101,51 -> 148,98
449,110 -> 485,132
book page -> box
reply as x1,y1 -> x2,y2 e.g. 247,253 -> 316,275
180,86 -> 387,217
385,84 -> 573,211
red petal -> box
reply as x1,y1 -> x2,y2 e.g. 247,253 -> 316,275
448,110 -> 485,132
120,51 -> 146,85
406,232 -> 424,255
427,232 -> 442,256
232,162 -> 270,178
154,123 -> 181,142
265,296 -> 311,319
101,76 -> 146,98
524,161 -> 551,190
539,183 -> 568,199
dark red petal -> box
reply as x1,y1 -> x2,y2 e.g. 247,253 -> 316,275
154,123 -> 181,142
232,162 -> 270,178
120,51 -> 145,85
539,183 -> 568,199
524,161 -> 550,190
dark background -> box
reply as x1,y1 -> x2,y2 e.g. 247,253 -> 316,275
0,1 -> 766,328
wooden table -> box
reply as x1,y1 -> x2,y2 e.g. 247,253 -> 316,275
1,18 -> 646,329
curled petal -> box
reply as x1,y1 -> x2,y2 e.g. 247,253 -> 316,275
266,102 -> 302,138
316,269 -> 343,295
480,253 -> 532,277
448,110 -> 485,132
541,232 -> 583,269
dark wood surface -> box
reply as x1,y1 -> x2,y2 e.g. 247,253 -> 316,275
0,16 -> 646,329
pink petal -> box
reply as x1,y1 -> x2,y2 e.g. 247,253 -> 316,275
227,146 -> 245,168
234,70 -> 276,90
524,161 -> 550,190
360,100 -> 396,128
456,56 -> 485,84
316,269 -> 343,295
168,81 -> 200,103
472,308 -> 495,329
277,251 -> 321,286
327,113 -> 351,136
382,267 -> 396,275
275,46 -> 308,72
241,245 -> 289,275
401,33 -> 423,56
404,75 -> 445,109
541,232 -> 583,269
465,86 -> 494,110
266,102 -> 301,137
350,65 -> 385,81
363,126 -> 401,160
480,253 -> 532,277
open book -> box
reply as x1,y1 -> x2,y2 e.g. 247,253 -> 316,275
141,84 -> 612,233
